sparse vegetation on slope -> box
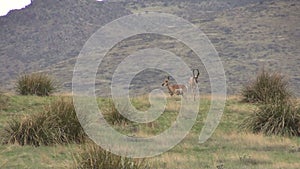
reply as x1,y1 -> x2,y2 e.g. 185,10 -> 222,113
1,0 -> 299,96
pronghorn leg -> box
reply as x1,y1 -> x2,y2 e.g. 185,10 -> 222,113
193,87 -> 196,101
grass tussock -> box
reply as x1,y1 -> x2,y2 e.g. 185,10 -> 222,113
15,73 -> 57,96
75,142 -> 150,169
103,100 -> 130,125
2,97 -> 86,146
241,69 -> 291,104
241,68 -> 300,137
0,91 -> 9,110
241,102 -> 300,137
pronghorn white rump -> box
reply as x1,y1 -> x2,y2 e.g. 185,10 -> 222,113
188,69 -> 200,100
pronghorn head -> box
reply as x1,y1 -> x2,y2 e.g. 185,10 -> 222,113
162,76 -> 186,96
193,69 -> 200,83
162,76 -> 170,86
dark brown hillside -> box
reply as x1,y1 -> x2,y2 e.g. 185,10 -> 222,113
121,0 -> 299,96
0,0 -> 299,97
0,0 -> 131,90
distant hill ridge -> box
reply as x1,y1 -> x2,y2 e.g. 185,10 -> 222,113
1,0 -> 299,97
0,0 -> 131,90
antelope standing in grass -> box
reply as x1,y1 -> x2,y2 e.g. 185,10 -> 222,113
162,76 -> 187,96
188,69 -> 200,101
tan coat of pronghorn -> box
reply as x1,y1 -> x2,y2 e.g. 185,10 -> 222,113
162,76 -> 187,96
188,69 -> 200,100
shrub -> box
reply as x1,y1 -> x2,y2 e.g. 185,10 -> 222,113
241,102 -> 300,137
15,73 -> 57,96
75,142 -> 150,169
3,97 -> 86,146
241,69 -> 292,104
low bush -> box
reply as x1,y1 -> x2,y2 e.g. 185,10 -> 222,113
241,102 -> 300,137
15,73 -> 57,96
75,142 -> 150,169
241,69 -> 292,104
2,97 -> 86,146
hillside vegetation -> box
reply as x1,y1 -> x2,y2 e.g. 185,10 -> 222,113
0,0 -> 299,96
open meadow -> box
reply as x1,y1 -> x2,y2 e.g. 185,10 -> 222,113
0,94 -> 299,168
0,0 -> 299,168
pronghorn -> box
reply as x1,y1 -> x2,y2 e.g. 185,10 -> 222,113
188,69 -> 200,100
162,76 -> 187,96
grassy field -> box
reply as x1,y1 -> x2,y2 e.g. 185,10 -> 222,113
0,95 -> 299,168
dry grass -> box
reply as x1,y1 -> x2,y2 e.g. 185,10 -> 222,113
273,162 -> 300,169
151,153 -> 198,169
74,141 -> 150,169
220,132 -> 296,149
0,144 -> 75,168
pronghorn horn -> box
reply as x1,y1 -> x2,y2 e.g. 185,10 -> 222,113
196,69 -> 199,77
193,69 -> 197,77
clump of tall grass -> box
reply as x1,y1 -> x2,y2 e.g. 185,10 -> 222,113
2,97 -> 86,146
241,68 -> 300,137
44,98 -> 86,143
15,73 -> 57,96
103,100 -> 130,125
241,102 -> 300,137
75,142 -> 150,169
0,91 -> 9,110
3,113 -> 49,146
241,69 -> 291,104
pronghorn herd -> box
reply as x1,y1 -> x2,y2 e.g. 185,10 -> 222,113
162,69 -> 200,100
